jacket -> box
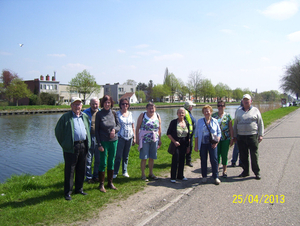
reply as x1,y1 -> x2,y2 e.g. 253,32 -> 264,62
167,118 -> 190,148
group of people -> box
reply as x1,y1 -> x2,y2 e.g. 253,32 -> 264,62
55,94 -> 264,200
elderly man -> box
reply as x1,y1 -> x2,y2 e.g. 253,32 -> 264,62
55,97 -> 91,200
84,97 -> 101,183
233,94 -> 264,180
184,101 -> 196,167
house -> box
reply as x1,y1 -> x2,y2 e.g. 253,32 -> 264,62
119,92 -> 138,104
103,83 -> 136,103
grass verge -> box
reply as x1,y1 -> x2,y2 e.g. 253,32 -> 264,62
0,106 -> 298,225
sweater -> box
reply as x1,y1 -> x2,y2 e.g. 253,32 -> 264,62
233,106 -> 264,137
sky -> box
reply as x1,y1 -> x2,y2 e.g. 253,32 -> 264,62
0,0 -> 299,93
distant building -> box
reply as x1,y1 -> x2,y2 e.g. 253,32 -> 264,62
103,83 -> 136,103
119,92 -> 138,104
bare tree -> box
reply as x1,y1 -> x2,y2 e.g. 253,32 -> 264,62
187,71 -> 202,102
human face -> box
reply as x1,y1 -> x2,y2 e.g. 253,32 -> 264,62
104,100 -> 111,110
242,98 -> 252,109
71,101 -> 82,116
203,108 -> 211,119
146,105 -> 156,116
217,103 -> 225,112
177,109 -> 185,120
90,99 -> 99,112
121,101 -> 129,111
188,105 -> 193,111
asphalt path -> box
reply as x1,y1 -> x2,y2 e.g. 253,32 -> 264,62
85,108 -> 300,226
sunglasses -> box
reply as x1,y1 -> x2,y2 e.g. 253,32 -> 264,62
217,105 -> 225,107
121,103 -> 129,106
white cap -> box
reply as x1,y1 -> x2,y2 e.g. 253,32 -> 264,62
243,94 -> 252,100
71,97 -> 82,104
184,101 -> 196,109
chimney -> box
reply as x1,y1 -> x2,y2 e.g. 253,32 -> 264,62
52,71 -> 56,81
40,75 -> 44,80
46,74 -> 50,81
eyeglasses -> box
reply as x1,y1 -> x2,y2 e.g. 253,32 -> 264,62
217,105 -> 225,107
121,103 -> 129,106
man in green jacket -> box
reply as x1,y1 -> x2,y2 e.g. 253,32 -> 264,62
55,97 -> 91,200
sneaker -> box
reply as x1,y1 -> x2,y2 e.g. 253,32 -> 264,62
202,177 -> 207,183
182,177 -> 188,181
122,172 -> 130,178
113,174 -> 117,179
215,178 -> 221,185
231,162 -> 236,167
170,179 -> 176,183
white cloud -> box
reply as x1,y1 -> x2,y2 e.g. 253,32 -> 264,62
220,29 -> 233,34
287,30 -> 300,41
258,0 -> 298,20
47,53 -> 66,57
0,51 -> 12,56
62,63 -> 89,70
117,49 -> 125,53
154,53 -> 183,61
134,44 -> 149,49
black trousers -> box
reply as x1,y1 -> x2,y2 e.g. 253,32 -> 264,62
63,142 -> 87,196
237,134 -> 260,176
171,138 -> 187,180
185,136 -> 193,164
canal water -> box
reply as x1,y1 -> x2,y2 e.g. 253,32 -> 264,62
0,105 -> 240,183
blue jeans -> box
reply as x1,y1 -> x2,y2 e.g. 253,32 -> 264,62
200,143 -> 219,179
231,143 -> 241,165
86,136 -> 100,179
114,137 -> 132,175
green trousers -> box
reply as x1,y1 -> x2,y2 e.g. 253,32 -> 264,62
99,140 -> 118,172
217,139 -> 230,165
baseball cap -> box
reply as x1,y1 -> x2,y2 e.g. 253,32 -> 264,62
184,101 -> 196,109
243,94 -> 252,100
71,97 -> 82,104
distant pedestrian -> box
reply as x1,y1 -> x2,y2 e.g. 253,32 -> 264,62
183,101 -> 196,167
95,95 -> 120,193
194,105 -> 221,185
136,102 -> 162,181
113,97 -> 135,179
212,100 -> 233,178
55,97 -> 91,201
167,107 -> 191,183
83,97 -> 101,184
233,94 -> 264,180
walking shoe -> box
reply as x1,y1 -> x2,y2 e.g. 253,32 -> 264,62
222,172 -> 227,178
149,174 -> 158,180
238,173 -> 249,177
215,178 -> 221,185
186,162 -> 193,167
65,195 -> 72,201
231,163 -> 236,167
170,179 -> 176,183
122,172 -> 130,178
141,176 -> 149,182
113,174 -> 117,179
182,177 -> 188,181
255,175 -> 261,180
202,177 -> 207,183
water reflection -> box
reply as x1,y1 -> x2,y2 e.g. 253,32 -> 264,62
0,105 -> 241,183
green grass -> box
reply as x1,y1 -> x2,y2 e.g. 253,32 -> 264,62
0,106 -> 298,225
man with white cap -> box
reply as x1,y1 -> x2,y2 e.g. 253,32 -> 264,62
233,94 -> 264,180
55,97 -> 91,200
184,100 -> 196,167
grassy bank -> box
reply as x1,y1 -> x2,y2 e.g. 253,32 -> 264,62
0,106 -> 298,225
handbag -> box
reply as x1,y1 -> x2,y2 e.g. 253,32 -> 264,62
204,118 -> 219,144
167,141 -> 177,154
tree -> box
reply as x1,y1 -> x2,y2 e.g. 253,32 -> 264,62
187,71 -> 202,102
199,79 -> 215,102
1,70 -> 18,88
5,78 -> 32,106
280,56 -> 300,97
147,80 -> 154,101
123,79 -> 136,86
69,70 -> 100,104
135,90 -> 146,103
163,73 -> 180,102
215,83 -> 227,100
136,82 -> 147,91
152,84 -> 170,102
177,79 -> 189,101
232,88 -> 243,101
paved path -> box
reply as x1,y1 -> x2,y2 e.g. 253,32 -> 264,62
85,108 -> 300,226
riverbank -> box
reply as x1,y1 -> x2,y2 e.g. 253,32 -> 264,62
0,106 -> 296,225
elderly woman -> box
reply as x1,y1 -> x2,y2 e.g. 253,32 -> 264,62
212,100 -> 233,178
167,107 -> 190,183
113,97 -> 135,179
194,105 -> 221,185
136,102 -> 162,181
95,95 -> 120,193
